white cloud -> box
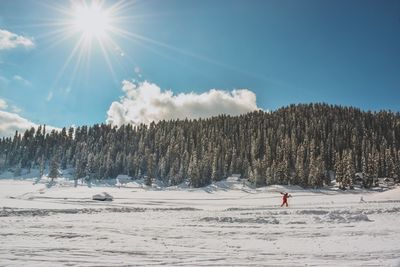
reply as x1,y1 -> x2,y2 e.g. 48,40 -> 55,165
0,110 -> 59,138
0,99 -> 8,110
106,80 -> 260,126
13,75 -> 31,86
0,110 -> 35,137
0,29 -> 35,50
0,98 -> 22,113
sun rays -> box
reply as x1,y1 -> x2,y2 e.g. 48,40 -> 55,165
29,0 -> 137,87
15,0 -> 272,92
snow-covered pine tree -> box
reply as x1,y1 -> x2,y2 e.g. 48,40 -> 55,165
39,155 -> 45,179
335,152 -> 344,189
145,154 -> 154,187
86,153 -> 97,184
1,104 -> 399,188
48,155 -> 59,181
14,161 -> 22,177
385,148 -> 395,178
211,153 -> 220,182
395,150 -> 400,182
344,150 -> 355,189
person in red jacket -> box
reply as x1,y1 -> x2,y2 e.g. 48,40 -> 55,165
280,192 -> 291,207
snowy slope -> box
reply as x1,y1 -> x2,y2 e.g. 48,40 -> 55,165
0,178 -> 399,266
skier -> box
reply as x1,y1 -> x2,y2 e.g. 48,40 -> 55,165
280,192 -> 291,207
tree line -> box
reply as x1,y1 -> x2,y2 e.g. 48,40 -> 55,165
0,103 -> 399,188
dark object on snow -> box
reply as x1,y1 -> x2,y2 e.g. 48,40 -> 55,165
280,192 -> 291,207
92,192 -> 114,201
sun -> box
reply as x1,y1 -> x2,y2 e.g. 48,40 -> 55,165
73,2 -> 111,39
41,0 -> 180,86
43,0 -> 128,85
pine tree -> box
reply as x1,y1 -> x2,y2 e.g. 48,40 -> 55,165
48,156 -> 59,181
395,150 -> 400,182
308,153 -> 318,187
295,144 -> 305,186
39,155 -> 45,179
361,153 -> 367,187
335,153 -> 344,189
1,103 -> 399,189
211,154 -> 220,182
344,150 -> 355,189
188,153 -> 199,187
373,152 -> 380,180
86,153 -> 97,184
364,153 -> 374,188
385,149 -> 395,178
254,159 -> 265,187
145,154 -> 154,187
14,161 -> 22,177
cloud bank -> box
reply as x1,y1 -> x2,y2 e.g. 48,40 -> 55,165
0,110 -> 60,138
0,29 -> 35,50
0,110 -> 37,138
107,80 -> 260,126
0,99 -> 8,110
0,99 -> 59,138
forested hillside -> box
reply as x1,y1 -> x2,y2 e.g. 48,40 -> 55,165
1,103 -> 399,188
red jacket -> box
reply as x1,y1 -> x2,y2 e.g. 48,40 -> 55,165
281,192 -> 289,201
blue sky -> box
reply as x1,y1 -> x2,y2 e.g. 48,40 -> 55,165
0,0 -> 400,134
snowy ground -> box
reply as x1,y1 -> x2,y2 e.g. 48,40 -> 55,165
0,178 -> 400,266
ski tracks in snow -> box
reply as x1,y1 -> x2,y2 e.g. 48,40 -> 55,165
0,180 -> 399,266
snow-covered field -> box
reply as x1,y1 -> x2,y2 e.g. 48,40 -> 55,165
0,178 -> 400,266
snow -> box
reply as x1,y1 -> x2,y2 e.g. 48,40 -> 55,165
116,174 -> 132,187
0,178 -> 399,266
